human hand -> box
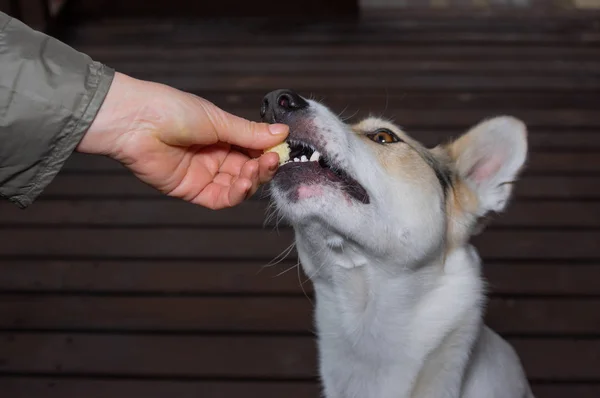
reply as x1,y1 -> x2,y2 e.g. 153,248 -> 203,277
77,72 -> 289,209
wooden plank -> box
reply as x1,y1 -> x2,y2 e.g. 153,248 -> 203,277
0,260 -> 599,296
510,338 -> 600,379
16,0 -> 50,31
62,18 -> 600,46
60,151 -> 600,174
76,45 -> 600,63
0,296 -> 598,335
0,378 -> 320,398
66,0 -> 357,18
483,263 -> 600,296
72,14 -> 600,30
0,296 -> 313,333
116,74 -> 600,92
0,334 -> 319,378
71,25 -> 599,47
33,174 -> 600,199
525,152 -> 600,173
106,59 -> 600,76
1,200 -> 599,228
360,6 -> 600,18
1,378 -> 598,398
472,230 -> 600,260
0,0 -> 11,14
0,333 -> 597,380
485,298 -> 600,334
0,228 -> 598,260
420,130 -> 600,150
531,384 -> 600,398
513,176 -> 600,199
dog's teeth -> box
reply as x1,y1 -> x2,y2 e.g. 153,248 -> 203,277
301,155 -> 308,162
310,151 -> 320,162
294,157 -> 300,162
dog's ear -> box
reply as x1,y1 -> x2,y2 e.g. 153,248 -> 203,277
448,116 -> 527,216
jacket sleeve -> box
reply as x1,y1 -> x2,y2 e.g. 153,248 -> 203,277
0,12 -> 115,208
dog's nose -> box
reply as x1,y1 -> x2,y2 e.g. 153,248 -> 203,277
261,89 -> 308,120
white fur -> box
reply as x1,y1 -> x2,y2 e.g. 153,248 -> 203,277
269,99 -> 534,398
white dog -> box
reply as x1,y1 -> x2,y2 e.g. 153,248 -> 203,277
261,89 -> 535,398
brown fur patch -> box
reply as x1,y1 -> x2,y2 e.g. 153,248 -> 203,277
352,117 -> 484,262
352,118 -> 443,199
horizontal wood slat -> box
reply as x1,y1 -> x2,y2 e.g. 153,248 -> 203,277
0,334 -> 318,378
112,74 -> 600,92
0,260 -> 599,296
78,45 -> 600,65
0,228 -> 599,260
0,334 -> 597,380
71,33 -> 600,47
1,200 -> 599,228
108,60 -> 600,76
33,175 -> 600,199
1,378 -> 598,398
59,151 -> 600,174
0,379 -> 320,398
63,18 -> 600,46
0,296 -> 598,335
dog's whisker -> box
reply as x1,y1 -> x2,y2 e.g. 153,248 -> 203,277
297,259 -> 314,306
274,262 -> 299,278
341,108 -> 360,122
259,241 -> 296,272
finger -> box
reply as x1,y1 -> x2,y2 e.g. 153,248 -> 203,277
240,159 -> 261,198
205,102 -> 289,150
216,150 -> 251,177
192,177 -> 250,210
228,177 -> 253,207
257,153 -> 280,185
240,158 -> 259,181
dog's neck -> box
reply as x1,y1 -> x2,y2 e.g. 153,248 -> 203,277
294,224 -> 485,398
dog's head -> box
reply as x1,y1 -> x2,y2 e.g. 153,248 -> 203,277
263,89 -> 527,269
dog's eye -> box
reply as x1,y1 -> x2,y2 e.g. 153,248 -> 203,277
367,129 -> 401,144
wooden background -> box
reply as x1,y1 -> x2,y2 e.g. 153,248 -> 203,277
1,2 -> 600,397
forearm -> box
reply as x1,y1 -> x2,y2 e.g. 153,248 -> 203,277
0,12 -> 114,208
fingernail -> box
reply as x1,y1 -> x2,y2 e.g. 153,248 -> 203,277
269,163 -> 278,171
268,124 -> 288,135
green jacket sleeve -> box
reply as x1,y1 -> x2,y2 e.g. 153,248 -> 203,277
0,12 -> 114,208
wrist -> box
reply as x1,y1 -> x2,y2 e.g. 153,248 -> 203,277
77,72 -> 146,156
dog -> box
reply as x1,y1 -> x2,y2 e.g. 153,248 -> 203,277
261,89 -> 534,398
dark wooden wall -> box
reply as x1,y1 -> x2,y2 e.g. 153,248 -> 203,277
1,4 -> 600,398
56,0 -> 359,18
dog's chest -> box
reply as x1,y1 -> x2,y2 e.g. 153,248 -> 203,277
315,270 -> 417,361
311,256 -> 483,398
316,290 -> 419,398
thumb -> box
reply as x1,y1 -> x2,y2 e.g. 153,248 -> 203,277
210,106 -> 289,150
